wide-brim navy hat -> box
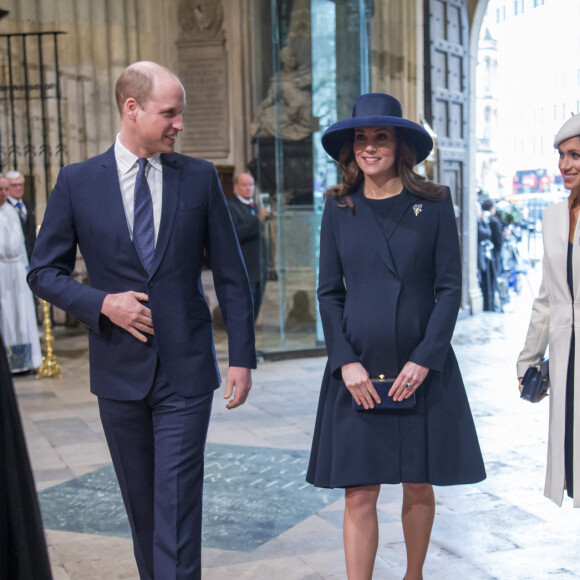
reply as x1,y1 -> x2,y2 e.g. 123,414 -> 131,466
321,93 -> 433,164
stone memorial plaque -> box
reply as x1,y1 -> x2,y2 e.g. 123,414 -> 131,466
178,44 -> 229,157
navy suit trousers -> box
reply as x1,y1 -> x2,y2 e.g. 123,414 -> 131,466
98,361 -> 213,580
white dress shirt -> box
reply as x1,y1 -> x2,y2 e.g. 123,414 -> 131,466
234,193 -> 253,206
114,135 -> 163,243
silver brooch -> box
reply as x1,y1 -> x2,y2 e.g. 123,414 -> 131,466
413,203 -> 423,216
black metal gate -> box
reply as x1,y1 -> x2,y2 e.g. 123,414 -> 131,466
424,0 -> 469,306
0,31 -> 66,209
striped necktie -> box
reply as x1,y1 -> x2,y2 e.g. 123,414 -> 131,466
133,158 -> 155,274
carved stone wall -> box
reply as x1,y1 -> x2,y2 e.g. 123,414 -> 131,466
371,0 -> 421,122
0,0 -> 176,220
176,0 -> 229,158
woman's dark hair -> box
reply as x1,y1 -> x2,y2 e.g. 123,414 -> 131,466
481,198 -> 495,212
324,127 -> 446,212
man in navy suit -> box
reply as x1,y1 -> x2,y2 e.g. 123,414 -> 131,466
28,61 -> 256,579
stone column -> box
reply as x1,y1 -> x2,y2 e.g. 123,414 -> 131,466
335,0 -> 368,121
370,0 -> 421,121
467,0 -> 491,313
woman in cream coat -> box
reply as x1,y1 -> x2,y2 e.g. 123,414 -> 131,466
518,113 -> 580,507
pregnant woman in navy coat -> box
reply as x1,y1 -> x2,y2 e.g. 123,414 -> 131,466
307,93 -> 486,580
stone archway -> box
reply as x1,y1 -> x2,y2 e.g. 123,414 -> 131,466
467,0 -> 491,312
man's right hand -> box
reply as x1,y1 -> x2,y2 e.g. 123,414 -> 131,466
101,291 -> 153,343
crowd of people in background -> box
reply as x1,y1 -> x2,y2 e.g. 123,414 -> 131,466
476,194 -> 530,312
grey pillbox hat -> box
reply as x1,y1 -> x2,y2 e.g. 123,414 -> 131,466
554,113 -> 580,148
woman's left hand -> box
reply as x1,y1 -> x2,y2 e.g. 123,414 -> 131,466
388,362 -> 429,402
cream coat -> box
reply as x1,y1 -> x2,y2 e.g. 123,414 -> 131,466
518,200 -> 580,507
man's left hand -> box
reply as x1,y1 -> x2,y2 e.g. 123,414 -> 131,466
224,366 -> 252,409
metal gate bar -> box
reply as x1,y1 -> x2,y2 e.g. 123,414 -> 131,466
22,35 -> 36,206
0,31 -> 66,204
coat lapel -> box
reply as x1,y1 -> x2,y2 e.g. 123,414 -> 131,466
353,188 -> 419,278
352,190 -> 396,277
149,153 -> 181,277
569,201 -> 580,302
98,147 -> 135,250
99,147 -> 182,279
381,188 -> 420,241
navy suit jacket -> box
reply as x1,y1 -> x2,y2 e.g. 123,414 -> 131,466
28,146 -> 256,400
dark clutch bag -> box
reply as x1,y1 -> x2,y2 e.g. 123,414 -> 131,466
352,375 -> 416,411
520,359 -> 550,403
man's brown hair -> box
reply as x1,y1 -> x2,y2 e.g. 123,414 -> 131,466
115,61 -> 180,115
115,63 -> 156,115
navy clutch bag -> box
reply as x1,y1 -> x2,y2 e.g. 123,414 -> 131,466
352,375 -> 416,411
520,359 -> 550,403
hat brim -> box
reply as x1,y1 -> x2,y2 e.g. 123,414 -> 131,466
554,114 -> 580,148
321,116 -> 433,164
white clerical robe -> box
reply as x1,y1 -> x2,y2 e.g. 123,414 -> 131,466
0,202 -> 41,372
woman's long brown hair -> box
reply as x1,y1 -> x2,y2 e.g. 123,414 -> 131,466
324,127 -> 446,213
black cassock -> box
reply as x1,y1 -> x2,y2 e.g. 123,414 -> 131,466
0,332 -> 52,579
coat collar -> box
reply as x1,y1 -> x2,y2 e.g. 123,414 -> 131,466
352,187 -> 421,278
566,201 -> 580,303
98,146 -> 132,252
98,146 -> 182,279
544,200 -> 580,302
150,153 -> 181,276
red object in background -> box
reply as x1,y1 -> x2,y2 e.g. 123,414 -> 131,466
513,169 -> 550,194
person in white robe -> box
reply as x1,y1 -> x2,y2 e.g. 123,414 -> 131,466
0,175 -> 42,373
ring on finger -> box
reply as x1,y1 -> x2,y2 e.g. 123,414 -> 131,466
405,382 -> 412,390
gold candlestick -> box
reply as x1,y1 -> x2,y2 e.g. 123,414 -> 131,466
37,299 -> 62,378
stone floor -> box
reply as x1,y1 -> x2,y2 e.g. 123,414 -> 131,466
13,262 -> 580,579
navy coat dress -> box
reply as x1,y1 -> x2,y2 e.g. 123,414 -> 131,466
307,187 -> 486,488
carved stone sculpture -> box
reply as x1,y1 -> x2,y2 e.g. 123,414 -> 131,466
178,0 -> 224,42
252,47 -> 314,141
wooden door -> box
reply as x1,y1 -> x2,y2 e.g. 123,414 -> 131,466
424,0 -> 470,306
